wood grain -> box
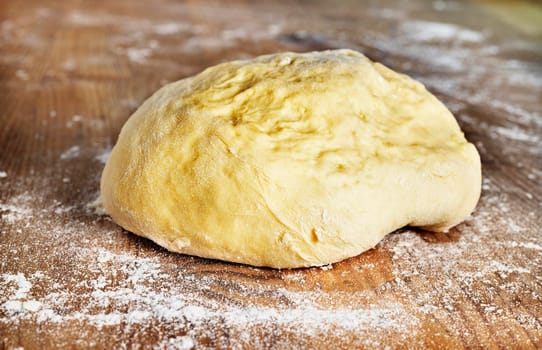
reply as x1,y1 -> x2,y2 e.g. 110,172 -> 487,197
1,0 -> 541,349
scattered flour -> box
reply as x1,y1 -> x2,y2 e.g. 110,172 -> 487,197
400,21 -> 485,43
0,273 -> 43,316
154,23 -> 190,35
2,273 -> 32,299
95,147 -> 111,164
156,336 -> 195,350
501,241 -> 542,251
0,193 -> 34,223
492,126 -> 540,143
0,171 -> 7,178
60,145 -> 81,160
66,114 -> 84,128
1,1 -> 541,348
86,196 -> 106,216
126,47 -> 152,63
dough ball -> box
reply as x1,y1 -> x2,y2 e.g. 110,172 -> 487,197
100,49 -> 481,268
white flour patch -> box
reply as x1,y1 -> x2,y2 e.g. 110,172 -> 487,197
154,23 -> 193,35
156,336 -> 195,350
1,272 -> 43,315
487,100 -> 542,128
60,145 -> 81,160
95,148 -> 111,164
126,47 -> 152,63
400,21 -> 485,43
183,24 -> 281,51
0,171 -> 7,178
489,261 -> 530,275
86,195 -> 106,216
0,193 -> 33,223
367,8 -> 403,20
492,126 -> 540,143
501,241 -> 542,251
23,300 -> 43,312
66,114 -> 84,128
2,273 -> 32,299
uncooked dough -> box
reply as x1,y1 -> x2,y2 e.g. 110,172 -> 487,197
100,49 -> 481,268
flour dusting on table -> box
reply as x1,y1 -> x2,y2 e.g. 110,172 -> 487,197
1,0 -> 541,348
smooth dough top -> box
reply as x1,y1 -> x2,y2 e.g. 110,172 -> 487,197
101,49 -> 481,268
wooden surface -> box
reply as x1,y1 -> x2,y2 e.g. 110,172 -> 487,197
1,0 -> 541,349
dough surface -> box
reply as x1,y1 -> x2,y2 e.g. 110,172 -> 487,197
100,49 -> 481,268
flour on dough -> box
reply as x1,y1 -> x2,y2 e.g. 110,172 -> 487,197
100,49 -> 481,268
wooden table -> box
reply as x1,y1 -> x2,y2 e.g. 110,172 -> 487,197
1,0 -> 541,348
